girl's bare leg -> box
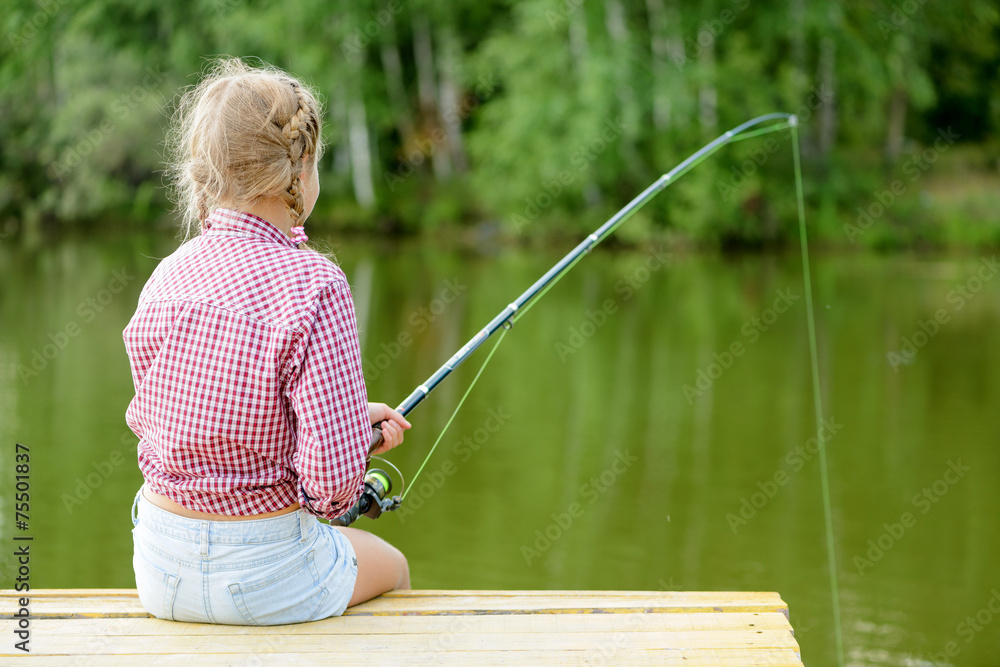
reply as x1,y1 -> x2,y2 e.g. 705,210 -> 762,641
335,526 -> 410,607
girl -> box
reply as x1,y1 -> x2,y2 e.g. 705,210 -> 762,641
124,58 -> 411,625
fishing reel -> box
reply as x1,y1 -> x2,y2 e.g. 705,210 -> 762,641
330,458 -> 404,527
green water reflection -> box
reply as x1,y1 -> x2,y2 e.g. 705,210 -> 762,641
1,233 -> 998,666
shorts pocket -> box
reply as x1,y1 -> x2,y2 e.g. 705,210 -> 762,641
228,550 -> 330,626
133,557 -> 180,621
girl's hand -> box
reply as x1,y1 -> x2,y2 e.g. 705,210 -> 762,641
367,403 -> 412,455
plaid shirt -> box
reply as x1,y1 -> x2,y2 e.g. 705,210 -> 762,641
123,209 -> 369,519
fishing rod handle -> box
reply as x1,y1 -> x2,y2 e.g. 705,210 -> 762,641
367,424 -> 384,457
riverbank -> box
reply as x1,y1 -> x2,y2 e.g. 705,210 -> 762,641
7,152 -> 997,254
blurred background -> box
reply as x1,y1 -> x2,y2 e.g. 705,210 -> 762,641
1,0 -> 998,245
2,1 -> 1000,666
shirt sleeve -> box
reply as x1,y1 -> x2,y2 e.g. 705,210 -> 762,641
287,279 -> 370,519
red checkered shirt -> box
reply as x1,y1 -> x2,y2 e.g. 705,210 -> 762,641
123,209 -> 369,519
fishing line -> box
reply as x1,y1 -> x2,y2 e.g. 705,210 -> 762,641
791,121 -> 845,665
402,328 -> 509,499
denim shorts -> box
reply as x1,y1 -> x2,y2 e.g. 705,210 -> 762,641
131,488 -> 358,625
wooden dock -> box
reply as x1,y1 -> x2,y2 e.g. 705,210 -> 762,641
2,589 -> 803,665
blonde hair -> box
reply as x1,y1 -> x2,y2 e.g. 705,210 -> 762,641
167,58 -> 324,239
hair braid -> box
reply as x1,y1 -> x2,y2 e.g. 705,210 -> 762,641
194,187 -> 212,230
280,84 -> 318,225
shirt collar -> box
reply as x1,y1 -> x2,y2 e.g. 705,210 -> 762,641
202,208 -> 297,249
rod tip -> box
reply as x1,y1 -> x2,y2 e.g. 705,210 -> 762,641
789,114 -> 799,128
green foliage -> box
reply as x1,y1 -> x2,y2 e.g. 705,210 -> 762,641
0,0 -> 997,247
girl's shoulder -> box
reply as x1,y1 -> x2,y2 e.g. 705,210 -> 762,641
138,236 -> 352,328
275,244 -> 348,291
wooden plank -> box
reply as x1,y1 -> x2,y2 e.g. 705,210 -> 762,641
4,589 -> 786,599
381,589 -> 786,599
348,603 -> 787,615
0,649 -> 806,666
344,590 -> 787,616
30,611 -> 793,636
10,630 -> 800,654
3,589 -> 786,605
1,589 -> 139,597
1,590 -> 788,618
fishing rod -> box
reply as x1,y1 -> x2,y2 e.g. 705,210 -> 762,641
332,112 -> 797,527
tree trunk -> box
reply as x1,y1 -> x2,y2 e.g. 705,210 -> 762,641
645,0 -> 672,130
379,31 -> 415,147
412,12 -> 452,180
413,13 -> 437,114
436,25 -> 468,173
817,35 -> 838,161
698,35 -> 717,136
885,87 -> 907,165
329,90 -> 351,177
348,89 -> 376,208
569,1 -> 589,83
604,0 -> 633,117
664,0 -> 686,74
790,0 -> 806,78
570,2 -> 599,206
605,0 -> 642,172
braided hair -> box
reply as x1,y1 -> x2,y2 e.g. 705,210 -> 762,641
279,84 -> 319,227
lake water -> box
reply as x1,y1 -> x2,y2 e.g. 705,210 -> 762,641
1,231 -> 998,666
